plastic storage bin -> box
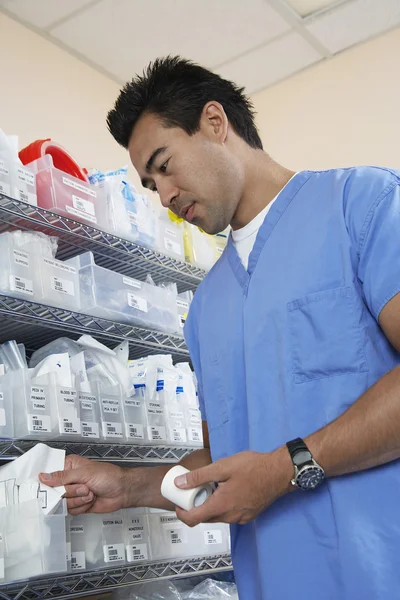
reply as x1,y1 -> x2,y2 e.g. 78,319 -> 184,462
52,385 -> 82,440
157,212 -> 184,261
0,498 -> 67,583
69,514 -> 88,572
0,232 -> 42,301
93,383 -> 125,443
28,155 -> 109,229
0,373 -> 14,439
148,511 -> 202,560
123,508 -> 151,563
0,157 -> 11,197
10,162 -> 37,205
40,256 -> 80,311
69,251 -> 180,334
11,371 -> 57,439
79,391 -> 101,440
121,390 -> 146,443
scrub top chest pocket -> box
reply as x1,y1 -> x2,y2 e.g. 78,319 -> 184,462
287,286 -> 368,384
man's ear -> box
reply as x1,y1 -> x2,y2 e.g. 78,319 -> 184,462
199,101 -> 228,143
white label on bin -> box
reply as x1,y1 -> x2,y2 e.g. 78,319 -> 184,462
62,176 -> 97,198
66,542 -> 72,563
147,401 -> 163,415
217,246 -> 224,255
51,276 -> 75,296
81,401 -> 93,411
165,228 -> 177,238
17,167 -> 35,187
126,423 -> 144,440
169,410 -> 184,420
128,212 -> 138,226
176,299 -> 189,310
147,425 -> 166,441
128,521 -> 144,540
70,525 -> 85,534
62,416 -> 81,435
170,427 -> 187,443
127,292 -> 148,313
13,249 -> 29,268
124,397 -> 142,408
43,257 -> 77,274
164,238 -> 182,256
102,398 -> 120,413
103,543 -> 125,563
0,408 -> 6,427
0,160 -> 9,176
10,275 -> 33,295
72,194 -> 95,217
102,422 -> 123,438
0,181 -> 11,197
188,427 -> 202,443
28,414 -> 51,433
31,386 -> 46,410
0,557 -> 4,580
127,543 -> 148,562
66,204 -> 97,224
167,527 -> 187,545
204,529 -> 222,545
123,276 -> 141,289
60,388 -> 77,403
81,421 -> 100,438
71,551 -> 86,571
79,393 -> 96,404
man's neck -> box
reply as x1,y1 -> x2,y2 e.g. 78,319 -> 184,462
231,153 -> 296,230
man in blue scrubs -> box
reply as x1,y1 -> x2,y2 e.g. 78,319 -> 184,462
41,57 -> 400,599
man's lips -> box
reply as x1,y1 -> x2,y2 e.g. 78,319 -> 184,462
180,203 -> 195,222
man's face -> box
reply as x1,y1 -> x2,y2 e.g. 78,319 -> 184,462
128,109 -> 244,234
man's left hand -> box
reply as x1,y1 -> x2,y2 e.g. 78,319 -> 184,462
174,448 -> 293,527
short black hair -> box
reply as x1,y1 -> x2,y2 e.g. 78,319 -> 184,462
107,56 -> 263,150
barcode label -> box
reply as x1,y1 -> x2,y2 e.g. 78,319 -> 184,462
81,421 -> 100,438
62,176 -> 97,198
123,276 -> 141,289
188,427 -> 202,443
28,414 -> 51,433
103,543 -> 124,563
72,194 -> 95,216
20,191 -> 28,202
102,398 -> 120,414
170,427 -> 187,443
125,422 -> 144,439
168,528 -> 187,545
126,543 -> 148,562
66,542 -> 72,563
127,292 -> 148,313
71,551 -> 86,571
147,425 -> 167,441
13,249 -> 29,268
102,421 -> 123,438
51,276 -> 75,296
17,167 -> 35,186
10,275 -> 33,295
204,529 -> 222,545
62,416 -> 81,435
164,237 -> 182,256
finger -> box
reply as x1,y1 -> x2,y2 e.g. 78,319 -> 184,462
66,493 -> 94,510
174,462 -> 225,490
175,493 -> 224,527
63,484 -> 90,499
68,502 -> 95,516
39,468 -> 86,488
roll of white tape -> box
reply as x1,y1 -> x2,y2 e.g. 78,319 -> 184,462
161,465 -> 214,511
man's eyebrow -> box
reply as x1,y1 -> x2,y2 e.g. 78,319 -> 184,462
145,146 -> 168,173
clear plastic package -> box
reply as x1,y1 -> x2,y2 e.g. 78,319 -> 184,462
28,155 -> 109,229
69,251 -> 180,334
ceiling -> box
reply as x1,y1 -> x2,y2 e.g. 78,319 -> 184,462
1,0 -> 400,95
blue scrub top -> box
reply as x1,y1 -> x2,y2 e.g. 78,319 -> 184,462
185,167 -> 400,600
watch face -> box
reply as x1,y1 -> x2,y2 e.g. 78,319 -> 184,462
297,465 -> 325,490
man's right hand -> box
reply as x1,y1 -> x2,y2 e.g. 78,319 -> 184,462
39,455 -> 127,515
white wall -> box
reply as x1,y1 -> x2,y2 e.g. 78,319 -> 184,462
0,12 -> 139,181
252,27 -> 400,171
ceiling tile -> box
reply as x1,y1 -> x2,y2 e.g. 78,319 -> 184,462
0,0 -> 96,28
284,0 -> 344,18
306,0 -> 400,54
216,32 -> 322,94
50,0 -> 292,82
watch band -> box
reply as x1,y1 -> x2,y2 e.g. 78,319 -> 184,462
286,437 -> 312,466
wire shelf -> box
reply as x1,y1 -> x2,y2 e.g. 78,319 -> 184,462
0,294 -> 189,361
0,439 -> 197,464
0,194 -> 206,293
0,555 -> 233,600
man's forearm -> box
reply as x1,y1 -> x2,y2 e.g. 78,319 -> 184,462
305,365 -> 400,477
121,447 -> 212,510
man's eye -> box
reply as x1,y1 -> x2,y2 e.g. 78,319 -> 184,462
160,160 -> 169,173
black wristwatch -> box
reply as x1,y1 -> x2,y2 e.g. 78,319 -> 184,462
286,438 -> 325,490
